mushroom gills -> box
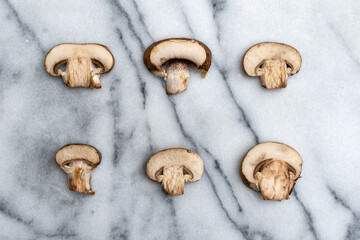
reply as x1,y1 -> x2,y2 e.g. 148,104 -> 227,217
63,160 -> 95,195
257,59 -> 291,89
164,60 -> 190,94
254,159 -> 295,200
58,57 -> 103,89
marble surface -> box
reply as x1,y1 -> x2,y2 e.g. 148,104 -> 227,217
1,0 -> 360,239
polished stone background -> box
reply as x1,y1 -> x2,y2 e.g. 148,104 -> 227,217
1,0 -> 359,239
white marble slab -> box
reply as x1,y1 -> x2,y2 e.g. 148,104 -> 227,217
1,0 -> 360,239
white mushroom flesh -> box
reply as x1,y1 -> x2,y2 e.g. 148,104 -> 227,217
147,148 -> 204,196
62,160 -> 95,195
241,142 -> 302,201
256,59 -> 292,89
243,42 -> 301,89
255,159 -> 295,200
56,144 -> 101,195
45,44 -> 114,89
164,61 -> 190,94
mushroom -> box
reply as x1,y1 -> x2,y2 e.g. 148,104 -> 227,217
143,38 -> 212,94
243,42 -> 301,89
146,148 -> 204,195
240,142 -> 302,201
55,144 -> 101,195
45,43 -> 114,89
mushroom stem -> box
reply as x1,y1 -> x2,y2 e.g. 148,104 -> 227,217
64,57 -> 92,88
257,60 -> 291,89
164,61 -> 190,94
90,67 -> 103,89
255,159 -> 295,200
161,165 -> 185,195
61,58 -> 102,89
67,162 -> 94,195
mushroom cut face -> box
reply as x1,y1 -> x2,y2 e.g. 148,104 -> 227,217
55,144 -> 101,195
143,38 -> 212,95
146,148 -> 204,196
240,142 -> 302,201
243,42 -> 301,89
45,43 -> 114,89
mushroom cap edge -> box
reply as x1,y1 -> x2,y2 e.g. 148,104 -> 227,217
44,43 -> 115,76
143,38 -> 212,77
240,141 -> 302,190
146,148 -> 204,183
242,42 -> 302,77
55,144 -> 102,167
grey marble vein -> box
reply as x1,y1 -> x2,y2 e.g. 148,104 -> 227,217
2,0 -> 45,54
167,95 -> 269,239
327,186 -> 360,240
293,190 -> 319,240
114,28 -> 147,106
0,197 -> 33,226
326,22 -> 360,69
179,0 -> 259,144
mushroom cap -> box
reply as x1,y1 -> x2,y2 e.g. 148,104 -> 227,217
146,148 -> 204,183
55,144 -> 101,167
143,38 -> 212,77
240,142 -> 302,189
243,42 -> 301,76
45,43 -> 115,76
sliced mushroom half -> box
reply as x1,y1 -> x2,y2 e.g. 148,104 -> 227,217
146,148 -> 204,195
144,38 -> 212,94
45,43 -> 114,89
55,144 -> 101,195
243,42 -> 301,89
240,142 -> 302,201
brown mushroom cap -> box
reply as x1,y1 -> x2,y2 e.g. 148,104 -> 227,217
146,148 -> 204,183
143,38 -> 212,77
55,144 -> 101,167
243,42 -> 301,76
240,142 -> 302,189
45,43 -> 114,76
